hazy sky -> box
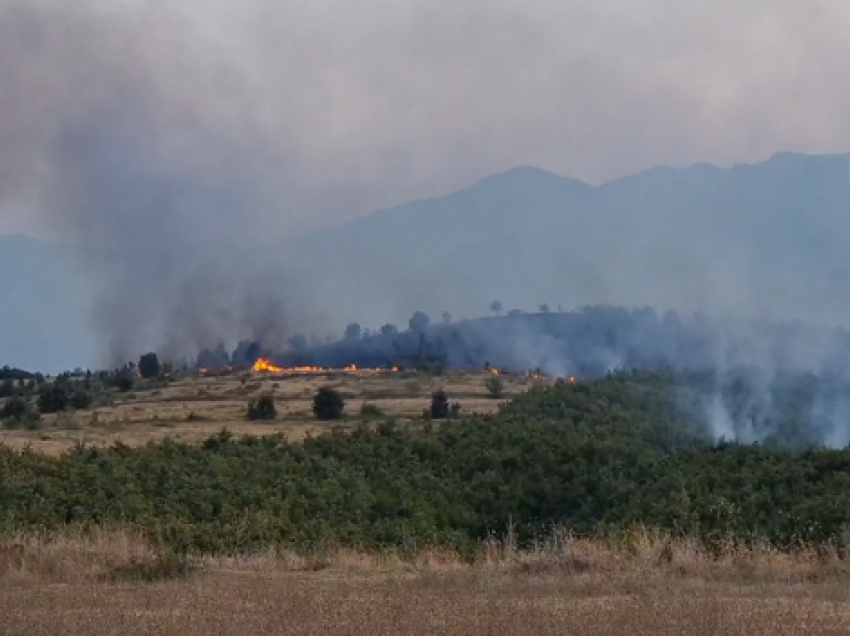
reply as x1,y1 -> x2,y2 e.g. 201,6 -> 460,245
1,0 -> 850,240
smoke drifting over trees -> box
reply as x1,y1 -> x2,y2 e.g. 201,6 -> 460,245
3,0 -> 850,374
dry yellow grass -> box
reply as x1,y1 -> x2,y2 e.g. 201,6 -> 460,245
0,370 -> 541,454
2,527 -> 850,634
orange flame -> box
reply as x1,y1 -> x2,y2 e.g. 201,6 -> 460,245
252,358 -> 286,373
489,368 -> 500,375
250,358 -> 399,374
568,376 -> 576,383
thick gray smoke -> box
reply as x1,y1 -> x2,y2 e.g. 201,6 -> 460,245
3,0 -> 850,374
0,1 -> 325,364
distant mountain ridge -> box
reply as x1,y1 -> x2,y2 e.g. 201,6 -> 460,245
4,150 -> 850,371
277,150 -> 850,333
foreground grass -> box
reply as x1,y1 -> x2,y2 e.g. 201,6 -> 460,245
2,527 -> 850,635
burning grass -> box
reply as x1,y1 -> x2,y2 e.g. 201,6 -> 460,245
0,369 -> 541,454
2,527 -> 850,634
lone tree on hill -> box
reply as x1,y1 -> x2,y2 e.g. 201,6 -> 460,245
441,311 -> 452,325
138,352 -> 161,379
247,394 -> 277,421
313,386 -> 345,420
409,311 -> 430,333
37,384 -> 69,414
430,389 -> 449,419
485,375 -> 505,399
490,300 -> 503,315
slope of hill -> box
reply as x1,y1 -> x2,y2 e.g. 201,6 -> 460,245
4,150 -> 850,369
280,151 -> 850,330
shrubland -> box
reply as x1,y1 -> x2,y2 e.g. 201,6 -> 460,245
1,369 -> 850,558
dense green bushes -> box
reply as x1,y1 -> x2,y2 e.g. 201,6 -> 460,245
1,370 -> 850,555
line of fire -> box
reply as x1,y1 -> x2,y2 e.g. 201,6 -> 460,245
195,357 -> 574,382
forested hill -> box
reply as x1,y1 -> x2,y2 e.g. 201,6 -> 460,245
2,370 -> 850,555
260,305 -> 850,381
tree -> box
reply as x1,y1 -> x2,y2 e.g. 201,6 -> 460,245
247,394 -> 277,421
430,389 -> 449,419
244,341 -> 262,365
0,379 -> 14,398
70,391 -> 93,410
539,303 -> 551,313
109,372 -> 134,392
313,386 -> 345,420
441,311 -> 452,325
409,311 -> 430,333
485,375 -> 505,398
490,300 -> 503,315
380,324 -> 398,337
138,352 -> 161,379
508,308 -> 522,317
38,384 -> 69,414
344,323 -> 362,341
1,396 -> 29,421
232,340 -> 260,365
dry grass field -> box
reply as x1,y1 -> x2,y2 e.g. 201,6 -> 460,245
0,369 -> 542,454
4,370 -> 850,633
3,528 -> 850,635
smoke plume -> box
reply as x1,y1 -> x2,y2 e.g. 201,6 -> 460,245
3,0 -> 850,373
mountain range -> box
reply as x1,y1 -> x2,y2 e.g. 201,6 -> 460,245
3,150 -> 850,371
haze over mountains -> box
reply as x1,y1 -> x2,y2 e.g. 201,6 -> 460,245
3,149 -> 850,371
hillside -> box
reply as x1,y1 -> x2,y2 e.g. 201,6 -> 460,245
4,367 -> 850,633
5,150 -> 850,370
281,151 -> 850,330
2,369 -> 850,551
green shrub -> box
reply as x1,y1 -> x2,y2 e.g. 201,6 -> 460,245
37,384 -> 69,414
70,391 -> 93,410
313,386 -> 345,420
108,373 -> 135,392
484,375 -> 505,398
359,402 -> 384,419
1,396 -> 30,422
430,389 -> 449,419
247,394 -> 277,421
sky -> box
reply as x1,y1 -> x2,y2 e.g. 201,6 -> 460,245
3,0 -> 850,371
1,0 -> 850,240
